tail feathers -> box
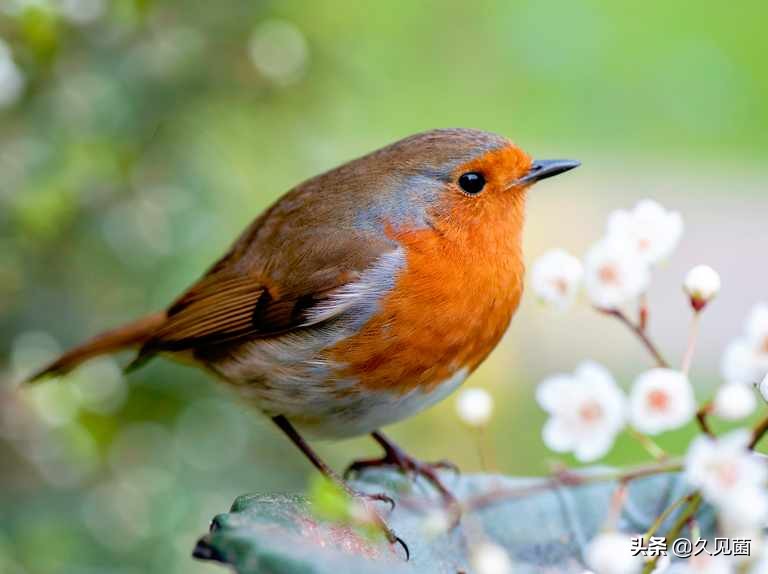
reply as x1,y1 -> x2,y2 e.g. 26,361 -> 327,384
25,312 -> 166,383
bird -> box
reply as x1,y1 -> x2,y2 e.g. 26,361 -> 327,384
26,128 -> 578,553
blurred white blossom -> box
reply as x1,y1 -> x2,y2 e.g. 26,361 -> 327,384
470,541 -> 513,574
721,303 -> 768,384
584,237 -> 650,310
683,264 -> 721,310
248,20 -> 309,86
685,430 -> 767,509
531,248 -> 583,310
629,369 -> 695,435
537,361 -> 626,462
455,388 -> 494,427
585,532 -> 643,574
606,199 -> 683,264
718,485 -> 768,536
713,382 -> 756,421
0,38 -> 25,109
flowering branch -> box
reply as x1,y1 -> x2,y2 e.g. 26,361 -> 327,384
524,200 -> 768,572
456,459 -> 683,513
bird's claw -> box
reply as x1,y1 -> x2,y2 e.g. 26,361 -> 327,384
429,459 -> 460,476
358,491 -> 396,511
392,535 -> 410,561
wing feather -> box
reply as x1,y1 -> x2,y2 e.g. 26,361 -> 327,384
131,186 -> 401,367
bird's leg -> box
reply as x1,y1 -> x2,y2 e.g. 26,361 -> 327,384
345,430 -> 460,519
271,416 -> 408,558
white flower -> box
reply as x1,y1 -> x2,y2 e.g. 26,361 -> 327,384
470,541 -> 512,574
455,388 -> 493,427
718,485 -> 768,535
531,249 -> 584,311
685,430 -> 767,507
584,237 -> 651,310
684,265 -> 721,310
0,38 -> 24,108
629,369 -> 695,435
606,199 -> 683,264
585,532 -> 643,574
721,340 -> 767,385
760,374 -> 768,404
713,383 -> 756,421
721,303 -> 768,384
537,361 -> 626,462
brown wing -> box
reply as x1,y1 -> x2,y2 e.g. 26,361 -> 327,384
131,234 -> 397,368
130,152 -> 407,367
138,271 -> 356,352
143,273 -> 266,350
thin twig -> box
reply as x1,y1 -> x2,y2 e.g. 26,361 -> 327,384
598,308 -> 670,368
639,294 -> 649,332
642,492 -> 694,542
642,493 -> 702,574
696,401 -> 714,437
606,482 -> 629,530
681,311 -> 701,375
475,427 -> 497,473
455,460 -> 683,513
628,427 -> 668,461
749,415 -> 768,449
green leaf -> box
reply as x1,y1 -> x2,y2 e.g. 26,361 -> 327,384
193,468 -> 716,573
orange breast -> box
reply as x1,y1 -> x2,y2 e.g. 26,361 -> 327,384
326,189 -> 526,395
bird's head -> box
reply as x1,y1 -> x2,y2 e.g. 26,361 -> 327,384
351,128 -> 579,245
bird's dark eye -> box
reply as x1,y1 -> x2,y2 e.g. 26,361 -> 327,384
458,172 -> 485,195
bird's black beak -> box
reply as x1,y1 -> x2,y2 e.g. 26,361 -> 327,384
515,159 -> 580,186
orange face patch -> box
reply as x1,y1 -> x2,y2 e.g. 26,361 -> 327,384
453,144 -> 533,194
326,144 -> 530,395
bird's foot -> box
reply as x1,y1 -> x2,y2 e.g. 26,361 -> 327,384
269,416 -> 407,559
345,433 -> 461,524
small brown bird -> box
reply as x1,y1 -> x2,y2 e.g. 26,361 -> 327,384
28,128 -> 578,550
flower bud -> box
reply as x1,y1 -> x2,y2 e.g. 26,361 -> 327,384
684,265 -> 721,311
455,388 -> 494,427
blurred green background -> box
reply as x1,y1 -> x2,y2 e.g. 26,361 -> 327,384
1,1 -> 767,572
